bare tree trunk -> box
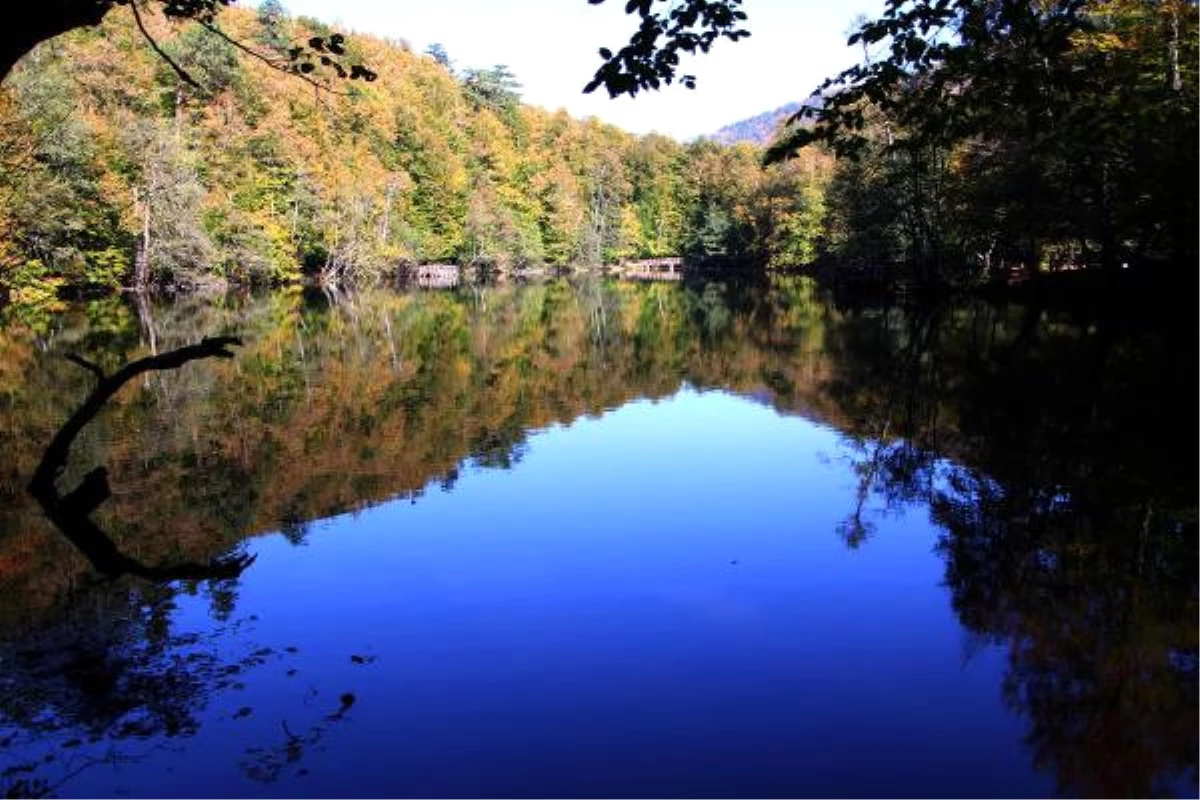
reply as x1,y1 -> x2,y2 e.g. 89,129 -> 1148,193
379,180 -> 396,244
132,186 -> 151,293
587,164 -> 611,267
1169,5 -> 1182,91
173,84 -> 185,145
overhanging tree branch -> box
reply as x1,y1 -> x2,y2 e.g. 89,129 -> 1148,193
197,20 -> 350,96
585,0 -> 750,97
64,353 -> 106,381
129,0 -> 202,90
1,0 -> 376,90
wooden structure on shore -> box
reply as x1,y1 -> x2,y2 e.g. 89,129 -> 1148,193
405,258 -> 689,288
614,257 -> 684,281
413,263 -> 460,289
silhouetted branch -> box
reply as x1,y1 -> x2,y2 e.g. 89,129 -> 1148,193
129,1 -> 203,91
28,335 -> 252,582
65,353 -> 105,381
197,21 -> 348,98
34,336 -> 241,494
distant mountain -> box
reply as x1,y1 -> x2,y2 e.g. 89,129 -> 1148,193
707,102 -> 803,146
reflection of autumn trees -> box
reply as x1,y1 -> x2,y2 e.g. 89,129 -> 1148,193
0,279 -> 841,625
0,280 -> 1194,795
28,335 -> 256,582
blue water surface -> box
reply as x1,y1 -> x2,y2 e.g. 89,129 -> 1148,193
51,388 -> 1051,798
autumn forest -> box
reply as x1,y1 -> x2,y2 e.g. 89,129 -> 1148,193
2,0 -> 1193,310
0,2 -> 835,305
0,1 -> 1195,797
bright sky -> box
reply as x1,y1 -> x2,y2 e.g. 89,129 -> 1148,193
268,0 -> 882,140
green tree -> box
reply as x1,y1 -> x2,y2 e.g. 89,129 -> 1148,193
255,0 -> 290,54
461,64 -> 522,115
424,42 -> 453,73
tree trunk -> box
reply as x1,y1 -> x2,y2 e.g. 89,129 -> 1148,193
379,180 -> 396,244
133,186 -> 151,292
174,84 -> 185,145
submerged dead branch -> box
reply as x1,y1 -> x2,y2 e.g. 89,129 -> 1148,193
28,336 -> 255,581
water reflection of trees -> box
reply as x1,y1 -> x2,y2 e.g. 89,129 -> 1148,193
2,335 -> 348,796
0,277 -> 839,794
28,335 -> 256,581
0,578 -> 372,795
0,278 -> 831,618
0,278 -> 1194,796
824,297 -> 1198,797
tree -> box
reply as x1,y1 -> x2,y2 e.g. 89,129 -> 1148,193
0,0 -> 376,90
461,64 -> 522,115
425,42 -> 454,73
162,21 -> 243,102
2,0 -> 750,92
255,0 -> 290,54
126,120 -> 214,291
578,139 -> 631,266
0,56 -> 132,296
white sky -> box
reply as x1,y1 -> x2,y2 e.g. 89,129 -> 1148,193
268,0 -> 882,140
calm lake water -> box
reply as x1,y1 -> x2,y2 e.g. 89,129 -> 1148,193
0,277 -> 1195,798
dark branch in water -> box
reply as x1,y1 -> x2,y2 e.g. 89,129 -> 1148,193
28,336 -> 254,582
65,353 -> 106,382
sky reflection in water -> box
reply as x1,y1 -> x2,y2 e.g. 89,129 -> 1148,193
33,391 -> 1039,797
0,280 -> 1194,798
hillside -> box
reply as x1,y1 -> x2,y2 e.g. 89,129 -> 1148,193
0,9 -> 833,302
707,102 -> 802,146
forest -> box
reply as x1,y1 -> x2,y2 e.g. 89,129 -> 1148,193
0,0 -> 1195,308
773,0 -> 1198,284
0,3 -> 1195,796
588,0 -> 1200,288
0,2 -> 831,305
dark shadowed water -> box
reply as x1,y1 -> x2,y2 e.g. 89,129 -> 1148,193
0,278 -> 1195,798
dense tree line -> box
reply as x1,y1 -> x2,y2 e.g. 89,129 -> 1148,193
774,0 -> 1198,283
0,3 -> 831,303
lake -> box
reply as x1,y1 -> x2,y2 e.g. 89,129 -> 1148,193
0,277 -> 1195,798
